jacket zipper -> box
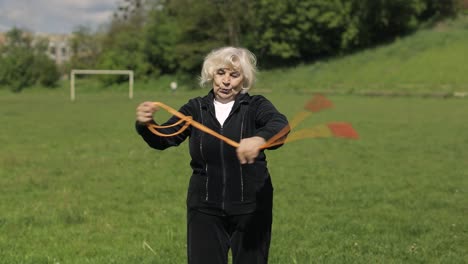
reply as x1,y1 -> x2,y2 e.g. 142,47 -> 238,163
239,106 -> 246,202
212,99 -> 246,209
198,99 -> 209,201
204,164 -> 209,201
216,103 -> 233,210
220,126 -> 227,210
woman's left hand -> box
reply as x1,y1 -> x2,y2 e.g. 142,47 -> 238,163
236,136 -> 266,164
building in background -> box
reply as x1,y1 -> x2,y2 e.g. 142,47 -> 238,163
42,34 -> 72,65
0,31 -> 71,65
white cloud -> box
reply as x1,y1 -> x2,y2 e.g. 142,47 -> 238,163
0,0 -> 121,34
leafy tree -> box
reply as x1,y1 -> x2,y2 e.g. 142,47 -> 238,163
250,0 -> 359,65
420,0 -> 461,20
0,28 -> 60,92
0,47 -> 36,92
141,0 -> 255,76
113,0 -> 147,22
98,28 -> 151,84
349,0 -> 427,46
68,26 -> 103,70
143,7 -> 182,75
249,0 -> 459,65
90,0 -> 462,81
213,0 -> 256,47
97,1 -> 151,84
33,53 -> 62,87
161,0 -> 226,74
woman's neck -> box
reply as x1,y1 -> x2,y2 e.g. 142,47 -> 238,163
214,96 -> 235,104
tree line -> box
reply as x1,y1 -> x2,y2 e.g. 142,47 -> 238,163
0,0 -> 461,92
0,29 -> 61,92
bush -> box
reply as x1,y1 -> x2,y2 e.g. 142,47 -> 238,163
0,28 -> 60,92
0,47 -> 36,92
33,53 -> 61,87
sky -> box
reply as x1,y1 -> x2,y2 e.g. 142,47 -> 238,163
0,0 -> 121,34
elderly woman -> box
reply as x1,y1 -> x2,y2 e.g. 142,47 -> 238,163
135,47 -> 289,264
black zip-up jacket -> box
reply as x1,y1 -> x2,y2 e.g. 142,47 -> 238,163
136,90 -> 289,215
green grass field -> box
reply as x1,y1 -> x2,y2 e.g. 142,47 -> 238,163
1,89 -> 466,263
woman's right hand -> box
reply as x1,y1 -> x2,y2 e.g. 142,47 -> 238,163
136,101 -> 159,123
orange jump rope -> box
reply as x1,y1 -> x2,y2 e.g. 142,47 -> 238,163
146,95 -> 358,148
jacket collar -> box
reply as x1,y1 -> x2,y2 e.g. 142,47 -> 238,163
201,89 -> 250,109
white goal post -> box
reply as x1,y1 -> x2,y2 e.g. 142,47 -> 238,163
70,69 -> 134,101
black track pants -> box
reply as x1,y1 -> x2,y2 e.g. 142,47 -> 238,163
187,209 -> 272,264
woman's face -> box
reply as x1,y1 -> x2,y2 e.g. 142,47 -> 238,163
212,68 -> 244,103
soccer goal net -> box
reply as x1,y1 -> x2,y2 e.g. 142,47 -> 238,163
70,69 -> 134,101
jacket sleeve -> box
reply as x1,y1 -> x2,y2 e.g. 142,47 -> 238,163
253,96 -> 290,149
135,100 -> 194,150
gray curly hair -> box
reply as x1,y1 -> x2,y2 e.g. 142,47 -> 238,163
200,47 -> 257,93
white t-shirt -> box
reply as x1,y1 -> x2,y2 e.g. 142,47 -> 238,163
213,99 -> 234,126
